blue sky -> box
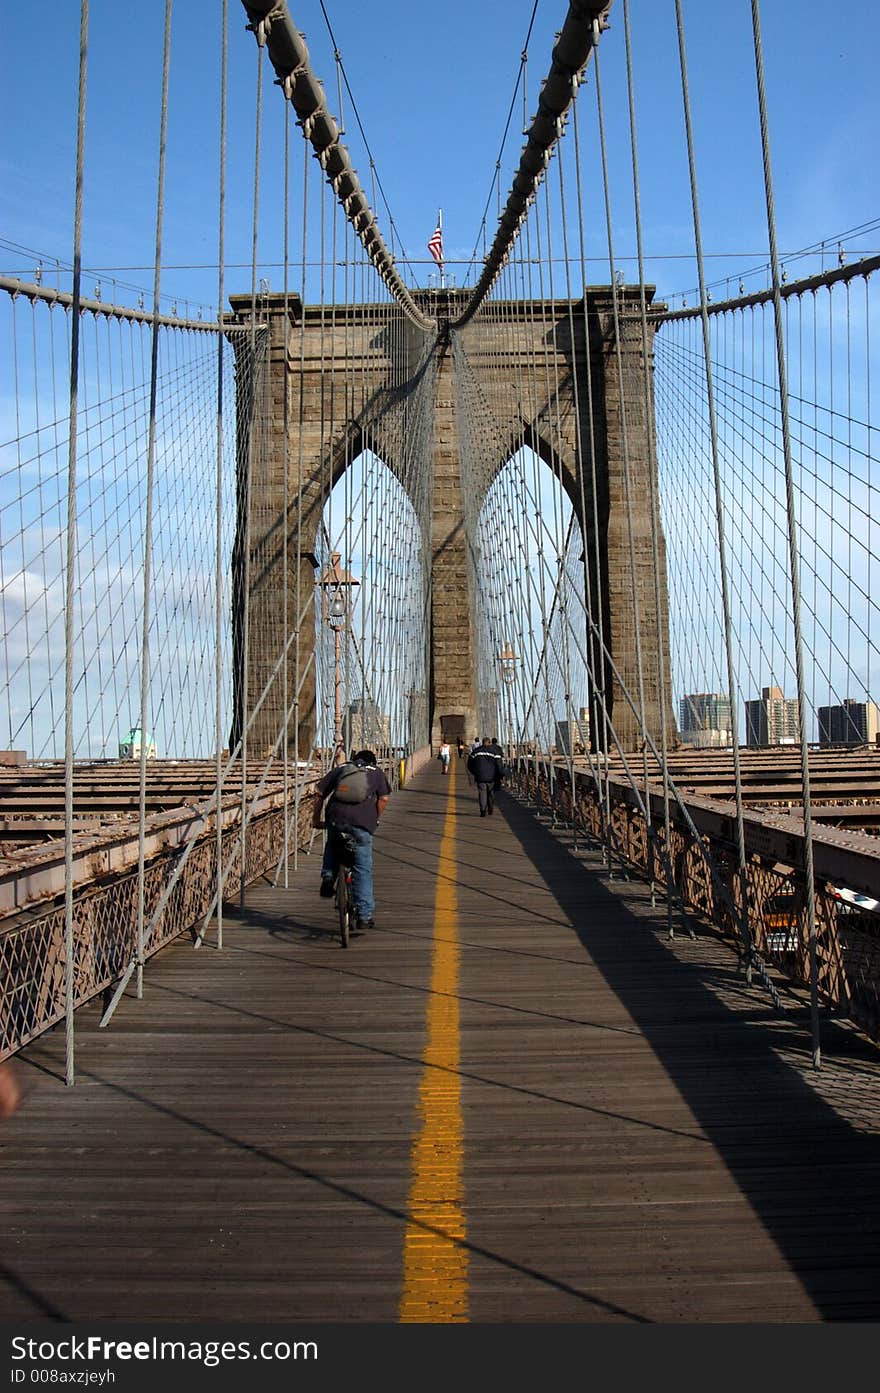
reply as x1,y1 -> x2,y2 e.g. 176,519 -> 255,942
2,0 -> 878,316
1,1 -> 877,755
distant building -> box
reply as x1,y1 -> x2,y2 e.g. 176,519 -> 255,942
345,699 -> 390,753
679,692 -> 732,747
744,686 -> 799,747
555,711 -> 590,755
119,727 -> 157,759
578,707 -> 591,743
817,698 -> 880,746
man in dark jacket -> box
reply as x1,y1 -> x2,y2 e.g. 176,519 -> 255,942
313,749 -> 391,933
467,736 -> 505,817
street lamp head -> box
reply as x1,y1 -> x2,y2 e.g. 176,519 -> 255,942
316,550 -> 359,629
326,592 -> 348,628
498,644 -> 519,684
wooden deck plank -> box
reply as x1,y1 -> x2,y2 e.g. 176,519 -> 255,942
2,759 -> 880,1323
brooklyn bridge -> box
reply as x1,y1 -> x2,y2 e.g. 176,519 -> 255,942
1,0 -> 879,1326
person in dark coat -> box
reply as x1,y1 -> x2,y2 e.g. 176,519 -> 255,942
467,736 -> 505,817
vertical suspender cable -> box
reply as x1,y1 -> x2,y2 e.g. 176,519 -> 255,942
621,0 -> 675,935
317,178 -> 327,767
63,0 -> 89,1086
136,0 -> 173,1000
341,213 -> 352,749
540,174 -> 578,832
866,275 -> 872,701
292,135 -> 309,864
214,0 -> 228,949
556,80 -> 606,855
241,29 -> 265,908
279,93 -> 291,887
593,42 -> 652,837
11,310 -> 34,755
570,94 -> 614,869
750,0 -> 821,1068
522,218 -> 556,802
673,0 -> 752,963
326,186 -> 337,761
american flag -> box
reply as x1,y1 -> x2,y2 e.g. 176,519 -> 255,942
427,217 -> 443,268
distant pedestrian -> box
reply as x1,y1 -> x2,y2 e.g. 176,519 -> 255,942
456,736 -> 464,759
438,741 -> 451,775
467,736 -> 480,785
467,736 -> 505,816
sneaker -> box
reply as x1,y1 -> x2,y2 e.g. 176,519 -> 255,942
355,917 -> 375,935
319,876 -> 336,898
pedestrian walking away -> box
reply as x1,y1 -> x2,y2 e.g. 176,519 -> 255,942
313,749 -> 391,934
467,735 -> 480,785
467,736 -> 506,816
438,740 -> 451,775
456,736 -> 464,759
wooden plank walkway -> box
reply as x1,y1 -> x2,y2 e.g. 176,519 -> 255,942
2,757 -> 880,1323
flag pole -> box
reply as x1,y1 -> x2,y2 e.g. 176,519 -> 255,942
438,207 -> 444,290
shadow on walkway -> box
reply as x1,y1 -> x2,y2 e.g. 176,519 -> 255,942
500,791 -> 880,1321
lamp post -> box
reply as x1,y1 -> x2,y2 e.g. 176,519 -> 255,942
316,552 -> 359,764
498,645 -> 519,760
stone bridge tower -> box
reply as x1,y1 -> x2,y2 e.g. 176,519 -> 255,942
228,286 -> 673,758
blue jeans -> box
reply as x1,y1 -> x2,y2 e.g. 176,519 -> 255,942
322,824 -> 376,920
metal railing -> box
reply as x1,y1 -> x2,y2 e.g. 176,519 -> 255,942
509,754 -> 880,1043
0,768 -> 319,1061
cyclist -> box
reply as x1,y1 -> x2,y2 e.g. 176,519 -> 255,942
313,749 -> 391,934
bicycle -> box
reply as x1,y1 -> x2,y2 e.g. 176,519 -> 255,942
329,825 -> 357,949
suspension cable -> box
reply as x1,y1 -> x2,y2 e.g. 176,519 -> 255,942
63,0 -> 90,1088
750,0 -> 821,1067
240,1 -> 433,330
455,0 -> 613,328
673,0 -> 750,955
135,0 -> 174,1002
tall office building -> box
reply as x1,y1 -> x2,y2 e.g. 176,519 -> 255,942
679,693 -> 732,747
744,686 -> 799,746
817,698 -> 880,745
555,711 -> 590,755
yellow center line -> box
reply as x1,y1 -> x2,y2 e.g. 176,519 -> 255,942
399,755 -> 467,1323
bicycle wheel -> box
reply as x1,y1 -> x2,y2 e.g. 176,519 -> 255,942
336,872 -> 351,948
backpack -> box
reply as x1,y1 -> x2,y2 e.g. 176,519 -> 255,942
330,761 -> 373,804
